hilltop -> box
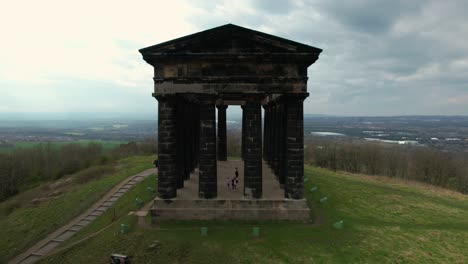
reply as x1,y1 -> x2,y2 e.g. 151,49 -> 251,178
5,163 -> 462,263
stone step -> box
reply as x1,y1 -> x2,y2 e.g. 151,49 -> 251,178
153,198 -> 309,210
151,207 -> 310,220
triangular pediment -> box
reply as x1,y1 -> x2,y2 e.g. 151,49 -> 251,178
139,24 -> 322,55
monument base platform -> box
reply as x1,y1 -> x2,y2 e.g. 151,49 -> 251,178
150,198 -> 311,221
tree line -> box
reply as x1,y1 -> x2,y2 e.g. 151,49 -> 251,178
304,138 -> 468,194
0,139 -> 157,202
225,132 -> 468,194
3,135 -> 467,202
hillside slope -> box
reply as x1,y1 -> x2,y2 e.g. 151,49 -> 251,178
0,156 -> 154,263
41,165 -> 468,263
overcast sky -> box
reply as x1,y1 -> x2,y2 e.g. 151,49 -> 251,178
1,0 -> 467,116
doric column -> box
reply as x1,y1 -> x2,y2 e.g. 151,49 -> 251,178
192,103 -> 200,171
182,102 -> 192,180
155,94 -> 177,199
279,102 -> 287,185
243,100 -> 263,199
284,93 -> 308,199
175,99 -> 185,189
266,104 -> 272,164
272,103 -> 279,175
241,105 -> 245,160
262,104 -> 268,161
217,105 -> 228,161
198,96 -> 217,199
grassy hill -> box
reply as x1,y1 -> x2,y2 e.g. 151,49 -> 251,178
0,140 -> 125,154
38,165 -> 467,263
0,155 -> 154,263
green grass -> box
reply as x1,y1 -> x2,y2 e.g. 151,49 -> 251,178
0,140 -> 125,153
39,165 -> 468,263
0,155 -> 153,263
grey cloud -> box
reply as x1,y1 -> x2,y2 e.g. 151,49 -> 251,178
164,1 -> 468,115
250,0 -> 297,15
316,0 -> 423,34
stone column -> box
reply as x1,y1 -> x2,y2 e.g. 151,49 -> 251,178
155,94 -> 177,199
175,99 -> 185,189
217,105 -> 228,161
243,100 -> 262,199
279,102 -> 287,185
182,102 -> 192,180
268,102 -> 275,169
262,104 -> 268,161
241,105 -> 245,160
198,96 -> 217,199
284,94 -> 308,199
192,103 -> 200,170
272,103 -> 279,175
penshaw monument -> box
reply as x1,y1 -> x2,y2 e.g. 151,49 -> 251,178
139,24 -> 322,220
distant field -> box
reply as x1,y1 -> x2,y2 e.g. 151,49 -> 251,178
0,140 -> 125,153
39,165 -> 468,263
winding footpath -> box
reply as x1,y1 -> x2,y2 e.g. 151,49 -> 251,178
9,168 -> 157,264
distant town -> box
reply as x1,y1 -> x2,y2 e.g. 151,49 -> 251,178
0,115 -> 467,153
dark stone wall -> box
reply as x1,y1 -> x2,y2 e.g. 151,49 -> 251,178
156,95 -> 177,199
243,100 -> 262,198
160,62 -> 302,78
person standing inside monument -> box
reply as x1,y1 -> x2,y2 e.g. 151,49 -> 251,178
232,168 -> 239,191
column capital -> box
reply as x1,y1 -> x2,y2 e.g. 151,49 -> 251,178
153,93 -> 177,102
283,93 -> 309,102
197,94 -> 217,104
244,94 -> 267,103
216,104 -> 228,110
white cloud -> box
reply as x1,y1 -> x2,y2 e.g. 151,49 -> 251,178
0,0 -> 197,87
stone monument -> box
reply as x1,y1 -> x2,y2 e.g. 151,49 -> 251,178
139,24 -> 322,220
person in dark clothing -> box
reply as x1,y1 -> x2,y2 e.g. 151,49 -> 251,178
232,168 -> 239,190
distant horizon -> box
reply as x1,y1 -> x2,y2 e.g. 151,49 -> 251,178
1,112 -> 467,121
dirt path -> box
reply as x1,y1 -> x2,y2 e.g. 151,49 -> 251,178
9,168 -> 157,264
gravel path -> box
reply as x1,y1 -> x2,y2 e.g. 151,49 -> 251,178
9,168 -> 157,264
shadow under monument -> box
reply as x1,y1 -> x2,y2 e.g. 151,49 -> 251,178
151,160 -> 311,220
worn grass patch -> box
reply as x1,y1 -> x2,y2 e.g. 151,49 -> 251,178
39,165 -> 468,263
0,155 -> 153,263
